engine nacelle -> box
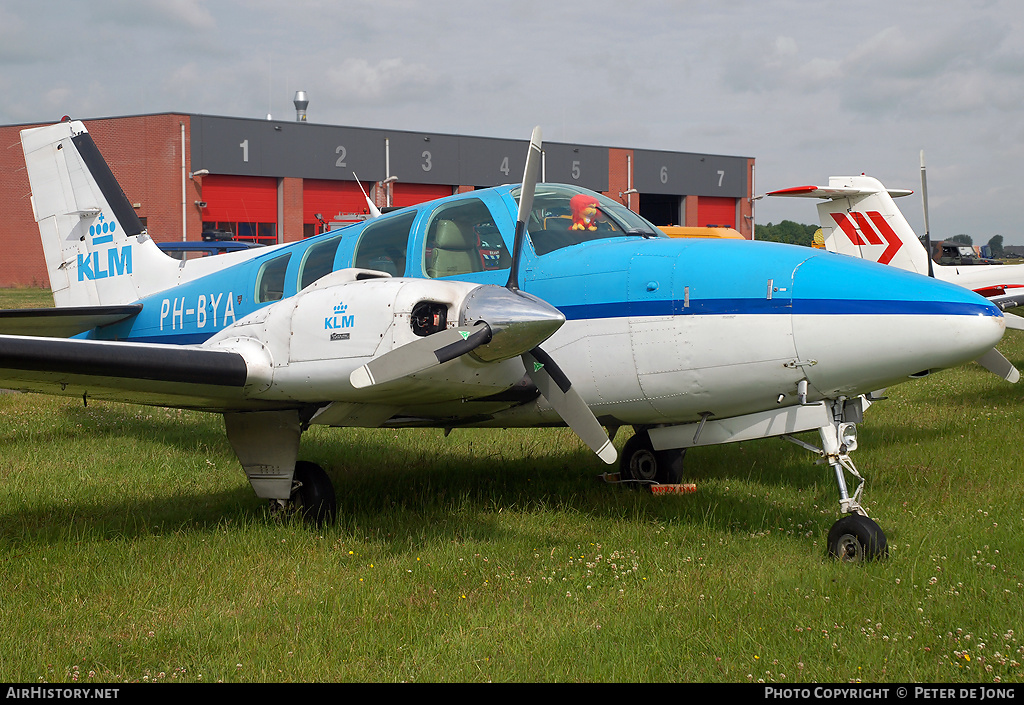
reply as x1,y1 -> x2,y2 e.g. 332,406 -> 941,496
204,270 -> 530,403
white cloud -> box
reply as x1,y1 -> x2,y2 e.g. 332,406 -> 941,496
323,58 -> 440,106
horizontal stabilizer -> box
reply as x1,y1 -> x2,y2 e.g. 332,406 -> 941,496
0,305 -> 142,337
765,184 -> 913,200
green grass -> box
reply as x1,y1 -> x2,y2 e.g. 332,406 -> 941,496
1,288 -> 1022,682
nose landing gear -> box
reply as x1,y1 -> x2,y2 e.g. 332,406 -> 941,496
784,397 -> 889,562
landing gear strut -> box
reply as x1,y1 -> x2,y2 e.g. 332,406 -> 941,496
784,397 -> 889,562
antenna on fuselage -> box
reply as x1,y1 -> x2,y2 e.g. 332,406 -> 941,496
352,172 -> 382,219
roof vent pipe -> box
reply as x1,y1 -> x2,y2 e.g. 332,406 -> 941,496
294,91 -> 309,122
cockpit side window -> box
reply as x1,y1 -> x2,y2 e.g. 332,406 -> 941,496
424,198 -> 509,278
353,211 -> 416,276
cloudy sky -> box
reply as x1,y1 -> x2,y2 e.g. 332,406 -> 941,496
2,0 -> 1022,242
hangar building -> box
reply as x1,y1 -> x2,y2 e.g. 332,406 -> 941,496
0,111 -> 754,289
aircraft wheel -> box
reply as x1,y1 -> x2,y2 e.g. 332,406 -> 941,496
291,461 -> 337,525
620,431 -> 685,485
827,514 -> 888,562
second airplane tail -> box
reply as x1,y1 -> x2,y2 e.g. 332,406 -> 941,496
766,176 -> 931,276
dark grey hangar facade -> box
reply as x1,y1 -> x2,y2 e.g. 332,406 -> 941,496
0,112 -> 754,288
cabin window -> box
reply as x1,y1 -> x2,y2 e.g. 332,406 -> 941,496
353,211 -> 416,276
424,198 -> 509,278
255,253 -> 291,303
298,235 -> 342,290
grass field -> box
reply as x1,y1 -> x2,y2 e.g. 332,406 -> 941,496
0,287 -> 1022,683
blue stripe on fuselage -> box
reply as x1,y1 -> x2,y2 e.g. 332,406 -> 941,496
558,298 -> 999,321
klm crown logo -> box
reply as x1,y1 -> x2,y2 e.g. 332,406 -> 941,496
325,301 -> 355,330
77,212 -> 131,281
89,213 -> 117,244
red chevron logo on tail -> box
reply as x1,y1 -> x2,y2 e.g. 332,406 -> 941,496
830,211 -> 904,265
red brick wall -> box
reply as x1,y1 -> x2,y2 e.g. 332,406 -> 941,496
0,122 -> 45,287
684,196 -> 699,228
0,114 -> 193,288
603,147 -> 636,212
280,177 -> 304,243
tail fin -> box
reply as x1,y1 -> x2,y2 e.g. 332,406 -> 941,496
766,176 -> 930,276
21,120 -> 179,307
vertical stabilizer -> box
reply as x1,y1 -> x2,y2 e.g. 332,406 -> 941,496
767,176 -> 929,275
21,121 -> 178,307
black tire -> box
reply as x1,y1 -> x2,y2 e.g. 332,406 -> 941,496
292,461 -> 337,525
827,514 -> 888,562
620,430 -> 685,485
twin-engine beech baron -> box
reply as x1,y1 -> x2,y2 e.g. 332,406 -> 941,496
0,121 -> 1012,561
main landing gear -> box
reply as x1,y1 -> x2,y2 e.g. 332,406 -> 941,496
223,410 -> 339,526
286,460 -> 338,525
620,429 -> 686,485
611,428 -> 689,491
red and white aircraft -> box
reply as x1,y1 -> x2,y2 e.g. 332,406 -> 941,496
766,172 -> 1024,317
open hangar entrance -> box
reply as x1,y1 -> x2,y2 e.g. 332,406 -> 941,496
631,149 -> 750,233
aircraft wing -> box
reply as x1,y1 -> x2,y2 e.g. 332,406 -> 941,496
0,334 -> 278,411
0,305 -> 142,337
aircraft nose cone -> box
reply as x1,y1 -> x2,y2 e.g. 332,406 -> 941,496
791,254 -> 1006,396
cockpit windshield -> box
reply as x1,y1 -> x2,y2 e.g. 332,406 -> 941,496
511,184 -> 666,256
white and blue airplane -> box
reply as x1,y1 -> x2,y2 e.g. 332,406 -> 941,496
0,120 -> 1014,562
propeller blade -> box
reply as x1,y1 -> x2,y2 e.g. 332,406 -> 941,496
506,126 -> 543,291
350,324 -> 492,389
523,347 -> 616,464
975,347 -> 1020,383
1004,313 -> 1024,331
920,151 -> 935,278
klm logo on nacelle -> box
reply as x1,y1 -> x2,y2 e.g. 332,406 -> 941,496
325,302 -> 354,330
78,213 -> 131,281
